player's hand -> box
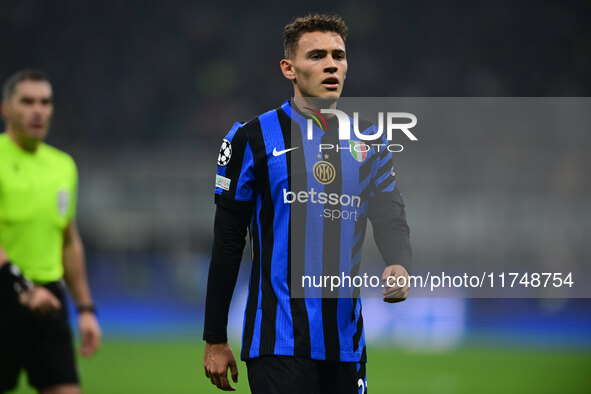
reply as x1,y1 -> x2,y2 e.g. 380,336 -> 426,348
382,264 -> 410,303
19,286 -> 62,313
204,342 -> 239,391
78,312 -> 102,357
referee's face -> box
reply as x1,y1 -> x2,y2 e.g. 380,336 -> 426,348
283,31 -> 347,99
2,80 -> 53,149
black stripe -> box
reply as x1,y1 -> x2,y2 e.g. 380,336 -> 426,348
358,359 -> 367,392
321,124 -> 341,360
359,183 -> 373,204
279,108 -> 312,358
375,177 -> 395,193
351,216 -> 367,302
241,209 -> 260,359
352,306 -> 364,356
223,128 -> 248,199
351,235 -> 364,263
354,211 -> 367,235
375,157 -> 392,182
361,345 -> 367,363
245,117 -> 278,356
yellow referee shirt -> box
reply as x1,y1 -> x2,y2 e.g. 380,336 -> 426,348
0,133 -> 77,283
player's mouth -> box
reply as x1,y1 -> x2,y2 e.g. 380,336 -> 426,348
29,122 -> 46,132
321,77 -> 339,90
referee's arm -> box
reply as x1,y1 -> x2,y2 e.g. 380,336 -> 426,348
62,221 -> 102,357
0,243 -> 61,311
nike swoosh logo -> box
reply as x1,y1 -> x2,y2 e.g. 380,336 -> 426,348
272,147 -> 299,156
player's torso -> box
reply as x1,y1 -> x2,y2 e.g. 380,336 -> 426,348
231,104 -> 374,362
0,139 -> 73,229
0,135 -> 75,281
248,105 -> 378,229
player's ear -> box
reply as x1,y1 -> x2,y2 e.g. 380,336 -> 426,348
280,59 -> 296,81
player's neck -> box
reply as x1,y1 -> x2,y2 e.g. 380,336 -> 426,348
291,96 -> 338,115
6,128 -> 41,153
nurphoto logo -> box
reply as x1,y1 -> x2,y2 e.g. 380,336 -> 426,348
306,109 -> 418,141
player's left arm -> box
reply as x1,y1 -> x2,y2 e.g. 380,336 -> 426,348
62,220 -> 102,357
368,188 -> 412,302
368,186 -> 412,303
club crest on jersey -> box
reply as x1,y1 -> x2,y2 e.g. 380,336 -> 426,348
349,140 -> 369,162
218,139 -> 232,166
57,190 -> 69,217
313,161 -> 336,185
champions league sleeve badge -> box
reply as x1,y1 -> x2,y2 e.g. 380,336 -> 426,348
217,139 -> 232,166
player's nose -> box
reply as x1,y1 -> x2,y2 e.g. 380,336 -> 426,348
323,55 -> 339,72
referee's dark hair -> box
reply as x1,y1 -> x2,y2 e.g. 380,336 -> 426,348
283,14 -> 348,59
2,69 -> 50,102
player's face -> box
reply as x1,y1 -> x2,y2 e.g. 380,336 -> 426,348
286,31 -> 347,99
2,80 -> 53,149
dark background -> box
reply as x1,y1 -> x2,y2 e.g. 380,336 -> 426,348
1,0 -> 590,351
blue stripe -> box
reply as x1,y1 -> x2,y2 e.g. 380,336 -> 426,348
234,141 -> 255,201
258,109 -> 296,355
337,298 -> 354,357
249,198 -> 264,358
294,109 -> 328,359
306,298 -> 326,360
337,160 -> 362,359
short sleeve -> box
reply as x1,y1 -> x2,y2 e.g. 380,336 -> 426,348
214,123 -> 255,212
67,157 -> 78,221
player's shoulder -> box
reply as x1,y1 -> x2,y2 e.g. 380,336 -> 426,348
224,106 -> 281,142
40,143 -> 77,170
0,132 -> 17,152
0,133 -> 9,150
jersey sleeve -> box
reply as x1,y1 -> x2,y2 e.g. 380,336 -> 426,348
367,136 -> 412,270
370,139 -> 397,198
67,156 -> 78,221
214,123 -> 255,213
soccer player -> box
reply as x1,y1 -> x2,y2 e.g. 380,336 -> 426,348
0,69 -> 101,394
203,15 -> 411,393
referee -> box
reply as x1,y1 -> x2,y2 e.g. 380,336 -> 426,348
203,15 -> 411,393
0,70 -> 101,394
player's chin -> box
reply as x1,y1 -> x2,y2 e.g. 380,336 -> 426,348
26,129 -> 48,140
313,91 -> 341,104
320,90 -> 341,99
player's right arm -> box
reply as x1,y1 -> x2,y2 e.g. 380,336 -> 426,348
0,242 -> 61,312
203,205 -> 251,391
203,125 -> 255,391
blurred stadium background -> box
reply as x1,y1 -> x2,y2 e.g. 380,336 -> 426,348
1,1 -> 590,392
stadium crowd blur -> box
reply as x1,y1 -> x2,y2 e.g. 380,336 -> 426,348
1,1 -> 590,342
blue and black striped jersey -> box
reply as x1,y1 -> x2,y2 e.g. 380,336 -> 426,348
213,100 -> 406,363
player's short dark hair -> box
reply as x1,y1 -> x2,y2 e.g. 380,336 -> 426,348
2,69 -> 51,102
283,14 -> 348,58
